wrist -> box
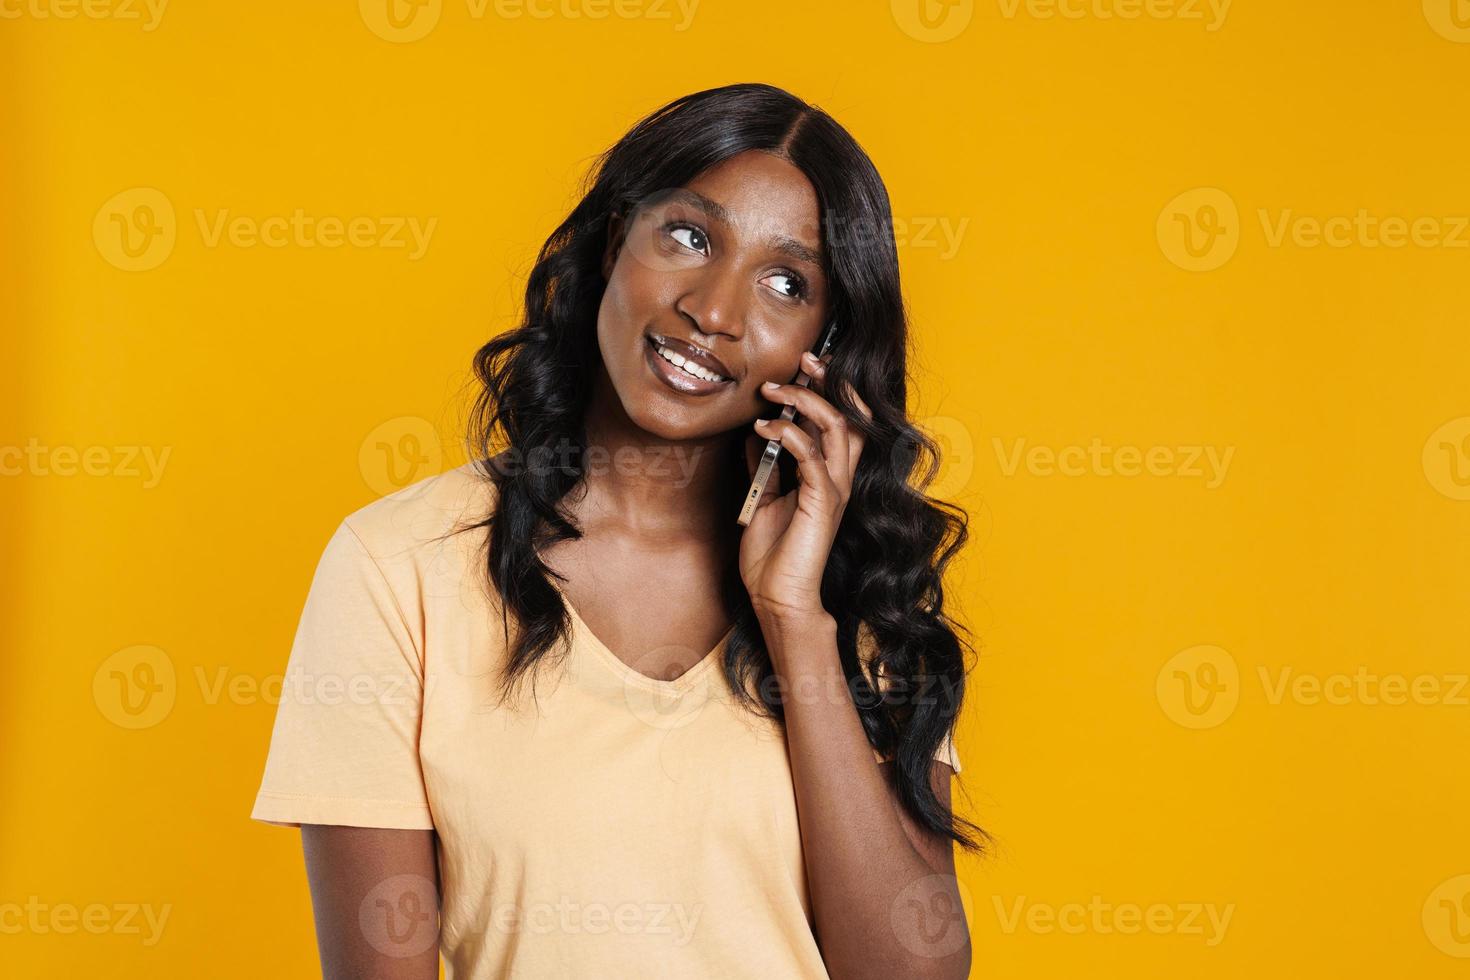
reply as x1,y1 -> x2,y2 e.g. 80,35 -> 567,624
754,605 -> 837,644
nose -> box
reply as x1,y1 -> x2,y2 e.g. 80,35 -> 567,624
674,266 -> 746,344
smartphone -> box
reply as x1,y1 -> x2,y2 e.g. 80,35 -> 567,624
737,318 -> 841,526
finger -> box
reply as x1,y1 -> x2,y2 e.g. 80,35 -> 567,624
796,354 -> 833,425
802,352 -> 872,423
799,353 -> 871,482
799,350 -> 832,391
753,416 -> 836,501
796,412 -> 823,447
760,381 -> 850,491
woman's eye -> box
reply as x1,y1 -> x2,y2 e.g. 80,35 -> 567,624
667,223 -> 708,255
765,272 -> 807,301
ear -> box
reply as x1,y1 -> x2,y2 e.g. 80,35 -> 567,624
601,211 -> 625,282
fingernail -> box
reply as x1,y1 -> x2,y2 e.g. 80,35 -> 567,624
762,380 -> 778,389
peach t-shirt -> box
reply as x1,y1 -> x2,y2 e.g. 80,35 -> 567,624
251,461 -> 959,979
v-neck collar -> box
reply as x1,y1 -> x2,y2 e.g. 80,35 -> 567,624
550,577 -> 735,694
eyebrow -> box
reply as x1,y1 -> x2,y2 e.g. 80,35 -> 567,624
663,188 -> 826,270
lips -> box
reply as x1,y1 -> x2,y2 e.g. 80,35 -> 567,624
647,332 -> 734,381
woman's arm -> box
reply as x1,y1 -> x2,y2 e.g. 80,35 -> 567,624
761,612 -> 971,980
300,825 -> 441,980
741,356 -> 971,976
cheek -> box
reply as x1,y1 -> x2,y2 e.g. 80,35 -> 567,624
602,251 -> 671,326
748,338 -> 805,386
597,264 -> 644,355
601,260 -> 633,317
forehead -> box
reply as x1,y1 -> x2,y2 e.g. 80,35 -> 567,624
673,151 -> 824,264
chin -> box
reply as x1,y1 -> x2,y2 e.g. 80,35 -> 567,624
625,396 -> 727,444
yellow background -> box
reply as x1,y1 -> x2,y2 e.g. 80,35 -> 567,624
4,0 -> 1470,976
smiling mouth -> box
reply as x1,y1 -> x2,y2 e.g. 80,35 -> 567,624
646,334 -> 733,384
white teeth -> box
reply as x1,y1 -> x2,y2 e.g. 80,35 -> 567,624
654,342 -> 727,382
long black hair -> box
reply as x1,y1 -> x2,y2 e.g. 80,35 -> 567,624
462,82 -> 987,854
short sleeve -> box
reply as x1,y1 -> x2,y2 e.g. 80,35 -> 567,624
250,520 -> 435,830
933,730 -> 961,773
858,623 -> 962,774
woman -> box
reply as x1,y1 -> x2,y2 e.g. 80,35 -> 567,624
252,81 -> 984,979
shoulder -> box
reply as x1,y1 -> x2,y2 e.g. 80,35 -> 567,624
343,459 -> 498,540
337,460 -> 499,567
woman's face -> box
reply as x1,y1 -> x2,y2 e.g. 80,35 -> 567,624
596,149 -> 830,441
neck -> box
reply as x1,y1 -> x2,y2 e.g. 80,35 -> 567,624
575,371 -> 743,538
